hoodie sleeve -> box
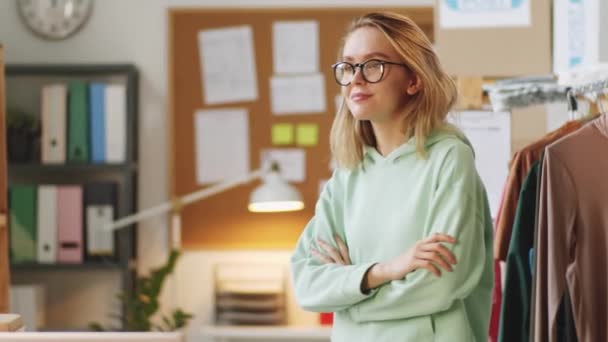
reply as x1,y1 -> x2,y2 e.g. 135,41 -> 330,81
349,142 -> 493,322
290,170 -> 378,313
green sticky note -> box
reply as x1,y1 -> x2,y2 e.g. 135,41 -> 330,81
272,123 -> 294,145
296,124 -> 319,147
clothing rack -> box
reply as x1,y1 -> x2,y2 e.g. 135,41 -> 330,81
568,78 -> 608,96
486,77 -> 608,112
484,82 -> 568,112
566,77 -> 608,113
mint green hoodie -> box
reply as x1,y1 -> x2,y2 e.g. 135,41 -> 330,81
291,131 -> 494,342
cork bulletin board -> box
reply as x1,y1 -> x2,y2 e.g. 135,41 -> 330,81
168,7 -> 433,249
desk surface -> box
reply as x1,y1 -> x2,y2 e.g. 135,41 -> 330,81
200,326 -> 331,340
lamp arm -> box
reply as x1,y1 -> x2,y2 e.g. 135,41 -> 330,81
107,168 -> 265,231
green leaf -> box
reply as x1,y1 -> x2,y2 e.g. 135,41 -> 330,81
88,322 -> 104,331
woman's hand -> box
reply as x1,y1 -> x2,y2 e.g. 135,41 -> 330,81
311,234 -> 351,265
383,233 -> 457,280
362,233 -> 458,291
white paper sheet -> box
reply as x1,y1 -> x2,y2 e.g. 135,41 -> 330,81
449,111 -> 511,219
195,108 -> 250,184
545,101 -> 570,132
260,149 -> 306,183
439,0 -> 531,29
270,74 -> 326,115
198,26 -> 258,104
273,21 -> 319,74
553,0 -> 600,73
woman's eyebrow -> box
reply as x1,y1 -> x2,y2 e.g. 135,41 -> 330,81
342,52 -> 392,61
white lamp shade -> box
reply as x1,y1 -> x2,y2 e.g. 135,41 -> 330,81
248,171 -> 304,213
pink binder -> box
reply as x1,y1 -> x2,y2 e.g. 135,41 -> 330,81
57,186 -> 83,263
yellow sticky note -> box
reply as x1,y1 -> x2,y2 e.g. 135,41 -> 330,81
272,123 -> 294,145
296,124 -> 319,147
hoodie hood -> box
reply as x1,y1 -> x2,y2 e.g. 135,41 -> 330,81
363,128 -> 474,165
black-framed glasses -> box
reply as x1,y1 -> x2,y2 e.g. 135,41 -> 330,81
331,59 -> 408,86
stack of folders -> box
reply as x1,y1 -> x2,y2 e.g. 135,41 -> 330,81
8,182 -> 118,264
214,263 -> 287,326
40,81 -> 126,164
9,284 -> 45,331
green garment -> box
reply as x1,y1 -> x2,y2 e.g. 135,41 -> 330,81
291,131 -> 494,342
499,161 -> 540,342
501,160 -> 578,342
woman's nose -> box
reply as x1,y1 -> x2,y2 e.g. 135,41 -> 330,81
351,67 -> 365,85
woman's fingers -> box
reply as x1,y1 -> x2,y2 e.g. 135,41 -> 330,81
316,239 -> 344,265
334,235 -> 352,265
417,251 -> 453,272
418,259 -> 441,277
421,242 -> 457,265
426,233 -> 457,244
311,249 -> 334,264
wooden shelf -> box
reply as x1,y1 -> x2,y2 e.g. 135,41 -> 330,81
8,163 -> 137,173
200,325 -> 331,340
10,262 -> 124,272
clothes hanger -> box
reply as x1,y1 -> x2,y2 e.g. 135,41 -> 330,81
566,88 -> 578,121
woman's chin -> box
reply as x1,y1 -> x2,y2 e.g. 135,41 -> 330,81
350,111 -> 374,121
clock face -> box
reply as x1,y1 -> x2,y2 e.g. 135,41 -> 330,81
17,0 -> 94,40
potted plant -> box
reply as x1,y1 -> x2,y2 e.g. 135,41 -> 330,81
90,250 -> 193,332
6,108 -> 39,163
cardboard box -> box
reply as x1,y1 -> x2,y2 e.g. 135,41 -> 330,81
435,0 -> 552,77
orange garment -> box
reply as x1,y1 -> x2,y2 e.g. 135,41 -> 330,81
493,121 -> 582,261
533,115 -> 608,341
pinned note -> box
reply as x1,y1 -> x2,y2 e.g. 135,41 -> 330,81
261,149 -> 306,182
272,123 -> 294,145
195,108 -> 250,184
270,74 -> 326,115
273,21 -> 319,74
198,26 -> 258,104
296,124 -> 319,147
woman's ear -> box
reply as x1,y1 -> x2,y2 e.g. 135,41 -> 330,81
406,74 -> 422,95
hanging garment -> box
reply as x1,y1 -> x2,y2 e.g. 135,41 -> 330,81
489,121 -> 582,340
533,115 -> 608,342
494,121 -> 582,261
499,161 -> 541,342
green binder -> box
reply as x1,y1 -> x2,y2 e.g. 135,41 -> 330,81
68,81 -> 90,162
9,185 -> 37,263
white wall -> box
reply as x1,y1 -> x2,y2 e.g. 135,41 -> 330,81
0,0 -> 432,334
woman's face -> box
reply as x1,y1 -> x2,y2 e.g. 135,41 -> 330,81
340,26 -> 413,123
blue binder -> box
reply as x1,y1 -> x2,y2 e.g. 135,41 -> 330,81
89,83 -> 106,163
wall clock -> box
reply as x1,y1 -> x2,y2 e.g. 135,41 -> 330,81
17,0 -> 94,40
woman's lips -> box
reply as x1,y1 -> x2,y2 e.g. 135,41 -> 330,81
351,93 -> 372,102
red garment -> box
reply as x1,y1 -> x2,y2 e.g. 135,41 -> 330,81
489,260 -> 502,342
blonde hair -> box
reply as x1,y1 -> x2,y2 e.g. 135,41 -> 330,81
330,12 -> 458,169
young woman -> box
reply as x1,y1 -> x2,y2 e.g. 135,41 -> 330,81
290,12 -> 494,341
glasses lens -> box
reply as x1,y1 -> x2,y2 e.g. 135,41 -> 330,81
363,60 -> 383,83
334,63 -> 354,85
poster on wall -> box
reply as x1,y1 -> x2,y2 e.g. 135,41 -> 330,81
439,0 -> 531,29
448,111 -> 511,219
553,0 -> 600,74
